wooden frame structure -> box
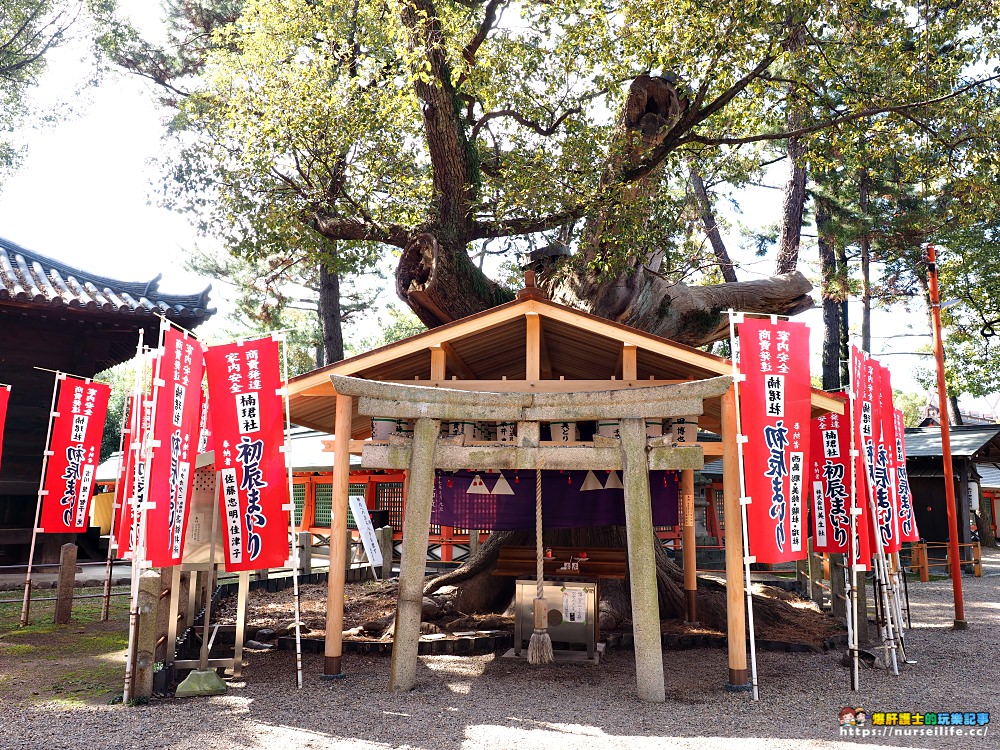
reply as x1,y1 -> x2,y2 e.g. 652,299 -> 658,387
287,285 -> 844,696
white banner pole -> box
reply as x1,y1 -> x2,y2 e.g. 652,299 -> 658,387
846,357 -> 861,691
124,323 -> 164,702
277,333 -> 303,689
20,371 -> 63,627
102,335 -> 143,621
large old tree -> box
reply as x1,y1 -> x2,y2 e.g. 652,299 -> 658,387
100,0 -> 1000,623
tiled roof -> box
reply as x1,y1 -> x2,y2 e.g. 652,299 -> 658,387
0,236 -> 214,322
902,425 -> 1000,458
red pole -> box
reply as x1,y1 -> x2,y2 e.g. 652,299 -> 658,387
926,244 -> 967,628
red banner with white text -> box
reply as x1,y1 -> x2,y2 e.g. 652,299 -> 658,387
0,385 -> 9,473
848,347 -> 875,569
738,318 -> 811,563
810,396 -> 852,554
111,394 -> 137,557
111,388 -> 153,559
875,368 -> 902,553
204,336 -> 290,572
145,327 -> 205,567
893,409 -> 920,542
40,377 -> 110,533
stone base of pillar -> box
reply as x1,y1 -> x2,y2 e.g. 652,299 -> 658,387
725,670 -> 752,692
321,655 -> 344,679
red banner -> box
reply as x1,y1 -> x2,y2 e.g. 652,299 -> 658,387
810,396 -> 852,554
111,394 -> 136,557
0,385 -> 10,473
145,327 -> 205,567
111,390 -> 153,559
40,376 -> 110,533
875,368 -> 902,553
893,408 -> 920,542
738,318 -> 811,563
204,336 -> 290,571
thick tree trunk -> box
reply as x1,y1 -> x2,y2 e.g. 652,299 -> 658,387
396,233 -> 513,327
976,490 -> 996,547
837,242 -> 850,387
689,164 -> 738,283
817,195 -> 841,391
396,234 -> 813,347
774,22 -> 808,276
318,261 -> 344,363
775,139 -> 807,275
949,394 -> 964,426
859,177 -> 872,353
549,268 -> 813,347
394,73 -> 815,344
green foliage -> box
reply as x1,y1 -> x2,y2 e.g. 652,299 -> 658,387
0,1 -> 83,187
94,360 -> 135,462
936,228 -> 1000,397
185,242 -> 377,374
90,0 -> 1000,381
893,389 -> 927,427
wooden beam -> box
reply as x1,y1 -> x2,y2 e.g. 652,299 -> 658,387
622,343 -> 638,380
430,345 -> 446,380
440,341 -> 477,379
681,469 -> 698,623
525,312 -> 541,381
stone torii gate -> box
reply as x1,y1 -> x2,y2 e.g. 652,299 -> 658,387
329,372 -> 733,703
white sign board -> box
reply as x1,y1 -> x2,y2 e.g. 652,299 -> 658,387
562,588 -> 587,624
349,495 -> 383,569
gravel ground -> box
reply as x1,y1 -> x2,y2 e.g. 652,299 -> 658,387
3,550 -> 999,750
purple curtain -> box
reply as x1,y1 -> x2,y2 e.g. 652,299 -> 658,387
431,469 -> 679,530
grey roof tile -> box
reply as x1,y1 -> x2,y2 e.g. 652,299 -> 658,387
0,235 -> 215,324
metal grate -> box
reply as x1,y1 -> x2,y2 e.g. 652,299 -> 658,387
376,482 -> 405,530
292,484 -> 306,526
314,483 -> 333,527
345,483 -> 367,530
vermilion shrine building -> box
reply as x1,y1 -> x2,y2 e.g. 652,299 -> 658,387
288,282 -> 843,699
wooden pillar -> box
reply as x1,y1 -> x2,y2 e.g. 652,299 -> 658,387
525,313 -> 541,381
133,569 -> 160,699
622,343 -> 637,380
323,393 -> 353,678
721,385 -> 749,689
54,543 -> 77,625
620,417 -> 666,703
681,469 -> 698,623
440,525 -> 454,562
389,416 -> 440,691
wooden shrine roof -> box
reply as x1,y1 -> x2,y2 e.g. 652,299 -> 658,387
0,236 -> 214,323
289,292 -> 844,438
